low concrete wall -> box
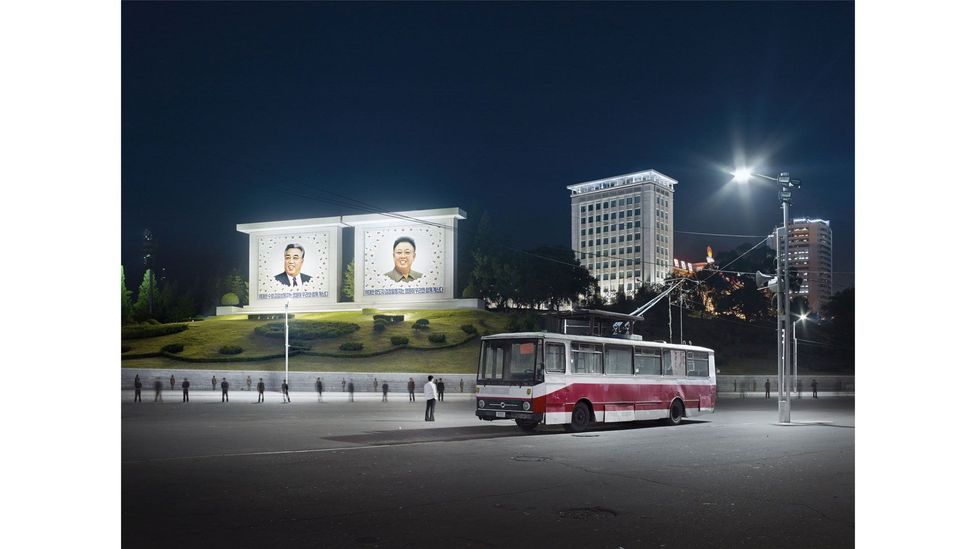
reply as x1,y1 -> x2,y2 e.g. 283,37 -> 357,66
122,368 -> 475,395
717,374 -> 854,397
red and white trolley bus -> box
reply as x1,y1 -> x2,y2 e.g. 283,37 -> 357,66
474,317 -> 716,431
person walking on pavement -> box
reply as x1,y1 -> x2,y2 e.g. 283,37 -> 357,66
436,378 -> 445,402
348,381 -> 355,402
153,378 -> 163,402
257,378 -> 265,403
407,378 -> 416,402
246,375 -> 252,391
373,377 -> 378,393
170,374 -> 175,392
281,380 -> 290,403
764,378 -> 771,399
315,377 -> 323,402
341,378 -> 346,392
134,376 -> 142,402
221,378 -> 229,402
424,375 -> 437,421
811,379 -> 818,399
382,381 -> 389,402
181,378 -> 190,402
212,375 -> 217,391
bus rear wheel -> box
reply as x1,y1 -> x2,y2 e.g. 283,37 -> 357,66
566,402 -> 591,432
515,419 -> 539,432
663,399 -> 684,426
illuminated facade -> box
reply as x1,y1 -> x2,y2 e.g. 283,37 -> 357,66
775,218 -> 833,312
568,169 -> 676,297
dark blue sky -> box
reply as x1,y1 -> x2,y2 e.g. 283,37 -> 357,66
122,1 -> 854,289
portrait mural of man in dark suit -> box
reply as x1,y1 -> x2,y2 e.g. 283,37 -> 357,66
274,243 -> 313,287
385,236 -> 423,282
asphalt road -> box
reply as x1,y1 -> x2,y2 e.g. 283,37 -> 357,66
122,393 -> 854,548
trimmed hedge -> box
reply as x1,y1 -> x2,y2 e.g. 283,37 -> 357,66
428,333 -> 447,344
122,345 -> 131,354
373,321 -> 387,333
254,320 -> 359,340
373,314 -> 404,323
161,343 -> 184,354
460,324 -> 477,335
390,336 -> 409,346
122,323 -> 189,340
339,342 -> 364,351
412,319 -> 430,330
219,345 -> 243,355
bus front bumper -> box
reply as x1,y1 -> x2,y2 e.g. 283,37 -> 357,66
476,410 -> 544,422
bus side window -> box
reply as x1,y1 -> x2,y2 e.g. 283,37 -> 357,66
545,343 -> 566,373
635,348 -> 661,375
662,351 -> 673,376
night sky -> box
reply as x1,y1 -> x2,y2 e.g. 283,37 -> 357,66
122,2 -> 854,290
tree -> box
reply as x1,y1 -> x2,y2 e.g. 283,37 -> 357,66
342,263 -> 355,301
121,266 -> 134,324
224,269 -> 248,306
822,287 -> 854,349
133,269 -> 161,322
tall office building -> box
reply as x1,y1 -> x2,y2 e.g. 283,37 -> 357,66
775,218 -> 833,313
568,169 -> 676,298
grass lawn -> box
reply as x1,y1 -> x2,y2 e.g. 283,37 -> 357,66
122,309 -> 511,372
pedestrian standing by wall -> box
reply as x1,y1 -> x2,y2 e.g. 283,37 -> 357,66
373,377 -> 378,393
211,375 -> 217,391
436,378 -> 445,402
348,381 -> 355,402
246,375 -> 252,391
221,378 -> 229,402
281,380 -> 290,403
408,378 -> 415,402
170,374 -> 175,392
382,381 -> 389,402
812,379 -> 819,398
257,378 -> 265,403
315,377 -> 323,402
181,378 -> 190,403
342,378 -> 346,392
153,378 -> 163,402
459,379 -> 464,393
764,378 -> 771,399
424,375 -> 437,422
134,376 -> 142,402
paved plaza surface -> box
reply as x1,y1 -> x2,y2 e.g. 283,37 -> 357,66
122,392 -> 854,548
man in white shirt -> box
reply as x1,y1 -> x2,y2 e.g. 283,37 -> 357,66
423,375 -> 437,422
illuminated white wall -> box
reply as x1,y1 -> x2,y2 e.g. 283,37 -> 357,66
238,217 -> 343,309
349,208 -> 464,306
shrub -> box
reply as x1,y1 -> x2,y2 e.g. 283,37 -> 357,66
254,320 -> 359,340
362,308 -> 378,315
122,323 -> 189,340
412,319 -> 430,330
373,321 -> 387,333
506,313 -> 541,333
390,336 -> 409,346
161,343 -> 184,354
146,319 -> 161,325
373,314 -> 404,323
220,292 -> 240,306
219,345 -> 243,355
428,333 -> 446,344
121,345 -> 131,353
460,324 -> 477,335
339,342 -> 364,351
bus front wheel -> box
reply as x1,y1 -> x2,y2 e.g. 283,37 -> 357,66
663,399 -> 684,426
566,402 -> 591,432
515,419 -> 539,432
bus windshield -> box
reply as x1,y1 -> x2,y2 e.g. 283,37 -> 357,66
479,338 -> 540,383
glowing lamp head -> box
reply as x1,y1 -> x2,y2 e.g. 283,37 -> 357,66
732,168 -> 753,183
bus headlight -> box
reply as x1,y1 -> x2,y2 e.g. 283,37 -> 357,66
522,401 -> 531,411
478,400 -> 485,409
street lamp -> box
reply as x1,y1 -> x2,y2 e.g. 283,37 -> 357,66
284,298 -> 291,385
732,168 -> 801,423
793,313 -> 808,394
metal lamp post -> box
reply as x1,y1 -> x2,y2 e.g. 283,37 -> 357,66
733,169 -> 801,423
284,298 -> 290,385
793,313 -> 807,394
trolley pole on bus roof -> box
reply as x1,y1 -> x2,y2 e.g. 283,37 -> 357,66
734,169 -> 801,424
